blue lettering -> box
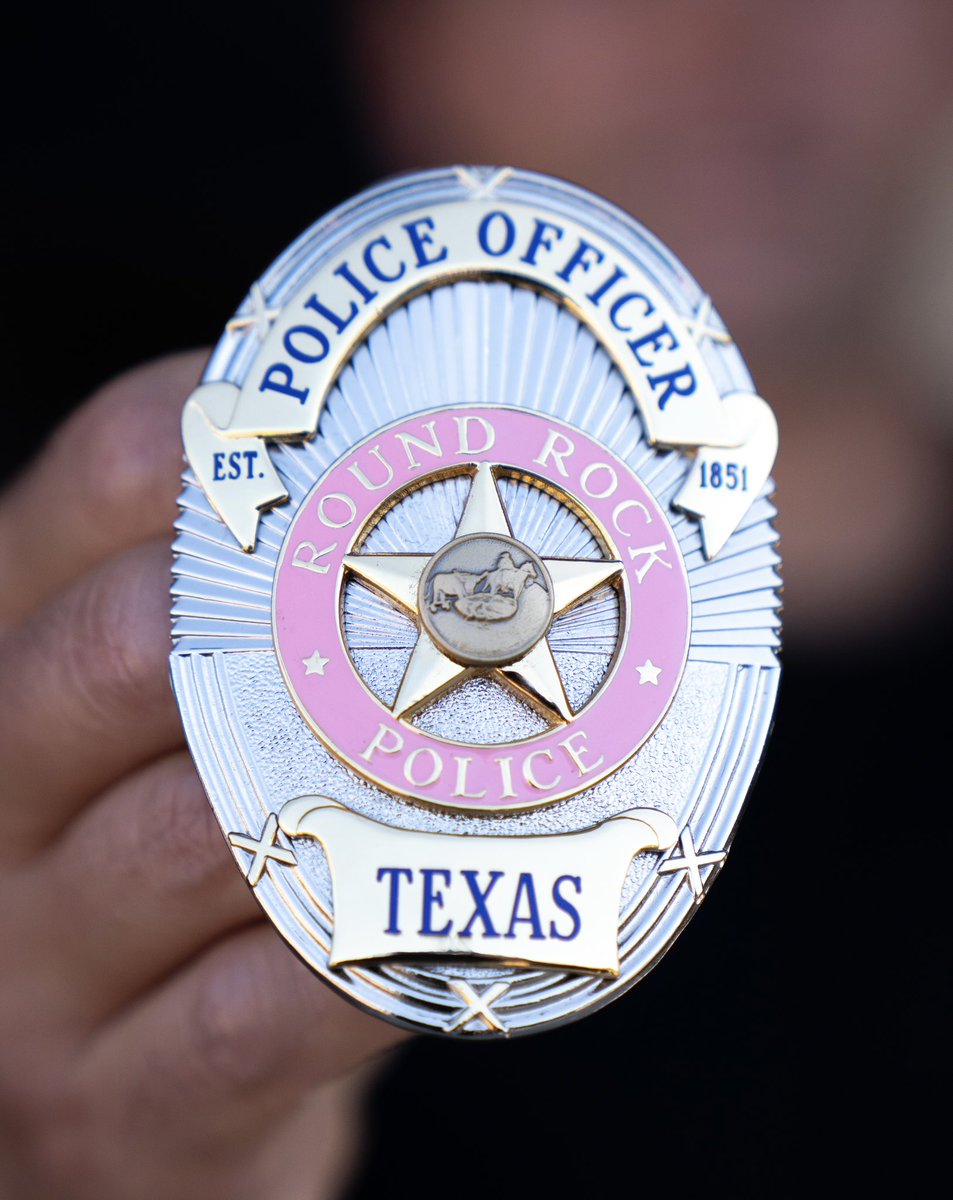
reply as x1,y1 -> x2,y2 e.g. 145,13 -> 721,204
520,218 -> 564,266
586,264 -> 628,306
609,292 -> 655,334
459,870 -> 504,938
377,867 -> 414,935
648,365 -> 697,408
628,323 -> 679,368
283,325 -> 330,364
505,872 -> 545,940
557,237 -> 605,284
419,868 -> 453,936
549,875 -> 582,940
258,363 -> 310,405
403,216 -> 448,268
478,210 -> 516,257
334,261 -> 379,305
363,236 -> 406,284
212,451 -> 260,481
304,292 -> 357,336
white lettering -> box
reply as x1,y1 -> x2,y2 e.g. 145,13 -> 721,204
580,462 -> 618,500
612,499 -> 651,538
454,415 -> 496,455
404,747 -> 443,787
558,730 -> 605,776
533,430 -> 575,477
360,723 -> 404,762
494,755 -> 518,800
397,420 -> 442,470
523,750 -> 561,791
291,540 -> 337,575
452,756 -> 487,800
628,541 -> 674,584
347,445 -> 395,491
317,492 -> 357,529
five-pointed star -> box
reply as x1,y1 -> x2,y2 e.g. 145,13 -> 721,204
343,464 -> 623,723
637,659 -> 662,686
302,649 -> 329,676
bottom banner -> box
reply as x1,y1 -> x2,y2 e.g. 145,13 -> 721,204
279,798 -> 677,975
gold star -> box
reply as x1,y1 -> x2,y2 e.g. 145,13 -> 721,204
345,464 -> 622,724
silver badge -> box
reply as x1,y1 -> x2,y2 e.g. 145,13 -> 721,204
172,166 -> 781,1037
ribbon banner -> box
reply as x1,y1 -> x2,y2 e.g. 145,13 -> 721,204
279,798 -> 678,975
183,198 -> 777,557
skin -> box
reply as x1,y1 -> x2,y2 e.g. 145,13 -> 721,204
0,352 -> 405,1200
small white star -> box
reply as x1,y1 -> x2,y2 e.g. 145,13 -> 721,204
226,282 -> 280,340
302,650 -> 329,676
637,659 -> 662,686
683,294 -> 733,347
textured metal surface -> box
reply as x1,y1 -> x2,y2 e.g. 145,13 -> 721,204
172,181 -> 780,1035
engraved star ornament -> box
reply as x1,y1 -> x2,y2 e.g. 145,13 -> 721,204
344,464 -> 623,724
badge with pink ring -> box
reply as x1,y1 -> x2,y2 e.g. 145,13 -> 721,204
172,167 -> 781,1036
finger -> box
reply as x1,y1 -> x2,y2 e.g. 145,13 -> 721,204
0,350 -> 205,628
16,753 -> 260,1024
6,1053 -> 374,1200
240,1070 -> 376,1200
79,925 -> 405,1154
0,540 -> 182,858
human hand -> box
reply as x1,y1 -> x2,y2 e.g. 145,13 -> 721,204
0,353 -> 404,1199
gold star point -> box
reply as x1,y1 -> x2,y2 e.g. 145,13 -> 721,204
345,463 -> 622,726
342,553 -> 431,615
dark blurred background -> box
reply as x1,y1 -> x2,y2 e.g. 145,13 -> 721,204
1,6 -> 369,482
3,3 -> 950,1194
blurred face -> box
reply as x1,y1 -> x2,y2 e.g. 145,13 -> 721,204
355,0 -> 947,354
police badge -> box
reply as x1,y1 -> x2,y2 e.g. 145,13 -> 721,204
172,167 -> 781,1037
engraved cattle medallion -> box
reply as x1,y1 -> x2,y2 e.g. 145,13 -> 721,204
419,533 -> 555,667
172,166 -> 781,1037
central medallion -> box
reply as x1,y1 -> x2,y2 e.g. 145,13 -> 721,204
342,458 -> 627,727
272,406 -> 692,810
419,533 -> 554,667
